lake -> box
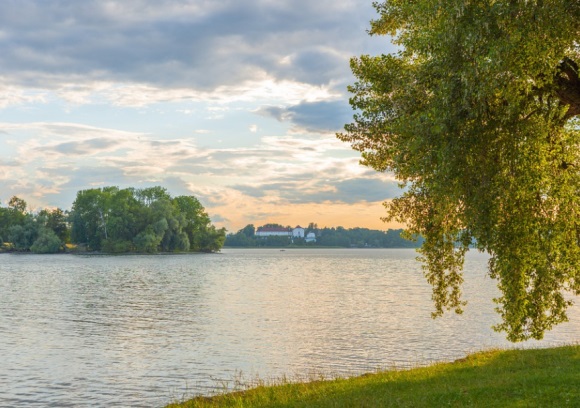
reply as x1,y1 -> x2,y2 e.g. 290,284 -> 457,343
1,248 -> 578,407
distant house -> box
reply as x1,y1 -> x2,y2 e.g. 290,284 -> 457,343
305,232 -> 316,243
255,226 -> 292,237
292,226 -> 305,238
255,225 -> 312,242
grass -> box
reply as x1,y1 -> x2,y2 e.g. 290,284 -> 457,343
167,345 -> 580,407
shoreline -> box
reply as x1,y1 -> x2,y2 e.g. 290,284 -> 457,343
166,344 -> 580,407
0,249 -> 220,256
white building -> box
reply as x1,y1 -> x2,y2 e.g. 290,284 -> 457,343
255,225 -> 312,242
255,226 -> 291,237
292,226 -> 305,238
305,232 -> 316,243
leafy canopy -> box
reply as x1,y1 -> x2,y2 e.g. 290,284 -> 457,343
339,0 -> 580,341
70,186 -> 225,253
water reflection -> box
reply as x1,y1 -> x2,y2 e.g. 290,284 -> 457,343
0,249 -> 578,407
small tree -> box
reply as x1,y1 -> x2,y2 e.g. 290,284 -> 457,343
30,229 -> 62,254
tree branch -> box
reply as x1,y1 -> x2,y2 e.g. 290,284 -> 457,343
556,57 -> 580,119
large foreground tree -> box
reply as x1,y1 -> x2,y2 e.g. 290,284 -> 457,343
339,1 -> 580,341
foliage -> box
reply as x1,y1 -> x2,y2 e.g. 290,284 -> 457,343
225,225 -> 258,247
6,211 -> 64,254
225,225 -> 422,248
30,228 -> 62,254
241,224 -> 255,237
8,196 -> 27,213
0,188 -> 223,254
168,345 -> 580,408
8,216 -> 38,251
0,196 -> 28,239
339,1 -> 580,341
69,186 -> 225,253
38,208 -> 69,243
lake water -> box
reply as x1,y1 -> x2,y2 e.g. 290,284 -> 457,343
1,248 -> 578,407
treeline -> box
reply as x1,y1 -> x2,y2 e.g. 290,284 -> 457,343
225,224 -> 423,248
0,186 -> 225,254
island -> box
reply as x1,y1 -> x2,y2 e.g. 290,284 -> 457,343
0,186 -> 225,254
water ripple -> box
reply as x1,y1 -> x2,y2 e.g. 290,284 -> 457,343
0,249 -> 578,407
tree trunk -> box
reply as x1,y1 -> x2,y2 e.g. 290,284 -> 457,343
556,57 -> 580,119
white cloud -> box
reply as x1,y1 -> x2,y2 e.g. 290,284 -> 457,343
0,0 -> 397,231
0,82 -> 47,108
0,77 -> 342,110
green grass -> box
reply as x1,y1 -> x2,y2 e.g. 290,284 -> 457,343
167,345 -> 580,407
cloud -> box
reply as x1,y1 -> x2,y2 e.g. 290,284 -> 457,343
254,100 -> 353,133
46,137 -> 122,155
232,177 -> 400,205
0,0 -> 391,106
0,84 -> 47,108
2,120 -> 390,208
204,190 -> 402,232
257,100 -> 353,133
256,105 -> 287,121
0,1 -> 401,233
286,100 -> 353,132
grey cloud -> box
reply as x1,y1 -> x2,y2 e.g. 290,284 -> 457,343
258,100 -> 353,132
0,179 -> 36,203
45,137 -> 121,155
0,1 -> 390,90
331,178 -> 401,203
59,166 -> 131,191
209,214 -> 229,224
51,166 -> 195,207
287,100 -> 353,132
0,158 -> 22,166
279,48 -> 347,86
150,140 -> 181,147
233,177 -> 401,204
256,106 -> 288,121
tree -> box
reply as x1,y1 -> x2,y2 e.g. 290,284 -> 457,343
173,195 -> 225,252
69,187 -> 224,253
338,1 -> 580,341
6,213 -> 64,253
0,196 -> 27,239
30,228 -> 62,254
38,208 -> 69,244
241,224 -> 255,237
136,186 -> 171,206
7,217 -> 37,251
8,196 -> 27,213
69,187 -> 124,250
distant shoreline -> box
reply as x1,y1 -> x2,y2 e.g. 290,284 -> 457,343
0,248 -> 218,256
221,245 -> 419,249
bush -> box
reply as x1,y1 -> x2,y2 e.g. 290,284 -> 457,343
30,229 -> 62,254
102,239 -> 133,253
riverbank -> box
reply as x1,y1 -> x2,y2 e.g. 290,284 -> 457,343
0,243 -> 220,255
167,345 -> 579,407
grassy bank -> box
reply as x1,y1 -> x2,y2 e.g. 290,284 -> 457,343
168,345 -> 579,407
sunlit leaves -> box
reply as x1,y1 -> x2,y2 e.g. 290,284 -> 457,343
340,0 -> 580,341
70,186 -> 225,253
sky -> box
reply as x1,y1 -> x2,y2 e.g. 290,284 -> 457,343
0,0 -> 401,232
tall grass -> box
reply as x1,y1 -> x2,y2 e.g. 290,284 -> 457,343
167,345 -> 579,407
